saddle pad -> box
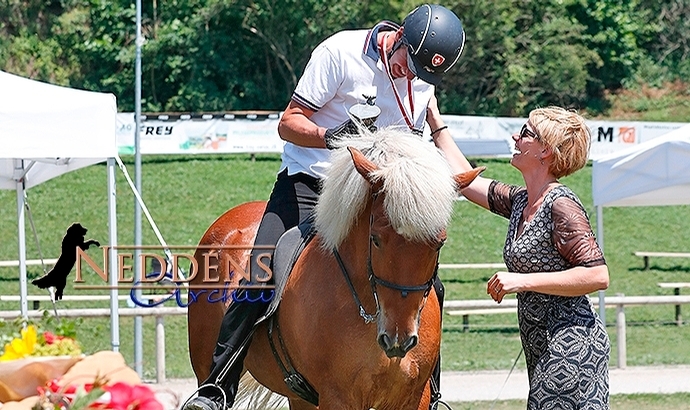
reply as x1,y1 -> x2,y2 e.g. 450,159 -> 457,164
256,222 -> 314,324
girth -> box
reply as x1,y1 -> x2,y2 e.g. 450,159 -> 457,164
267,313 -> 319,406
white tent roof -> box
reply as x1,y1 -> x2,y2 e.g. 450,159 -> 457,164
0,70 -> 119,330
592,124 -> 690,207
0,70 -> 117,188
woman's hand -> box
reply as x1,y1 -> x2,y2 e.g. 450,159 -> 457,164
487,271 -> 522,303
426,94 -> 444,131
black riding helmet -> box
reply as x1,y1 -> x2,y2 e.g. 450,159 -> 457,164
401,4 -> 465,85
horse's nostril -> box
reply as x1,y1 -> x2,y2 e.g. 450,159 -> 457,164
401,334 -> 418,353
400,335 -> 419,353
378,333 -> 417,358
378,333 -> 393,351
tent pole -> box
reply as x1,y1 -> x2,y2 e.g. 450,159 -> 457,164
15,160 -> 28,319
133,0 -> 144,377
596,205 -> 606,327
108,158 -> 120,352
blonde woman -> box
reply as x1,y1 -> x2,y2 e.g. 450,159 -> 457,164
430,101 -> 611,409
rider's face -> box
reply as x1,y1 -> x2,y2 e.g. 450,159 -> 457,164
389,47 -> 416,81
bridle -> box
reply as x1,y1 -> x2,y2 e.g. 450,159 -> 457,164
333,193 -> 440,324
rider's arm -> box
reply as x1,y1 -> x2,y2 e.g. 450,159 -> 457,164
278,100 -> 329,149
278,40 -> 343,149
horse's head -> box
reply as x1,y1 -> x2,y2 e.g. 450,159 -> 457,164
315,128 -> 482,358
363,174 -> 446,358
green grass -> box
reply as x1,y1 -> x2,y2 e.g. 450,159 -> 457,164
1,154 -> 690,380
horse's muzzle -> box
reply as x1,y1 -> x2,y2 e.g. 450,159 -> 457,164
377,332 -> 418,358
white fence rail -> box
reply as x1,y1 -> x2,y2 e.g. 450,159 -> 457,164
2,294 -> 690,382
0,258 -> 57,267
445,295 -> 690,369
438,263 -> 506,270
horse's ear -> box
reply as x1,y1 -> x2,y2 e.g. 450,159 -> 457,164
348,146 -> 379,184
454,166 -> 486,189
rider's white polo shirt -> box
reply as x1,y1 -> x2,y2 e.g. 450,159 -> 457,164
281,22 -> 435,179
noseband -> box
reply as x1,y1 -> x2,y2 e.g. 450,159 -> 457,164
333,206 -> 439,324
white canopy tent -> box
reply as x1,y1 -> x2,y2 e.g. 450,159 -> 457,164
592,124 -> 690,322
0,70 -> 121,350
592,124 -> 690,209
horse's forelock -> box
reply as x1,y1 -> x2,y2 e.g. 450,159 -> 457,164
381,155 -> 456,242
315,127 -> 456,249
315,143 -> 370,250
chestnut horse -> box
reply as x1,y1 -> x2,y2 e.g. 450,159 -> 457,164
188,128 -> 482,410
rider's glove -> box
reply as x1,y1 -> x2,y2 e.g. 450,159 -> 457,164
323,119 -> 378,150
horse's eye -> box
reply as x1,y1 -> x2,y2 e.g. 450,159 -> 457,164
370,235 -> 381,248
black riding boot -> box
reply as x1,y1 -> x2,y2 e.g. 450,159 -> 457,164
185,286 -> 271,410
430,275 -> 445,410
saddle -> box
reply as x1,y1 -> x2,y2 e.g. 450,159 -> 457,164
257,219 -> 315,324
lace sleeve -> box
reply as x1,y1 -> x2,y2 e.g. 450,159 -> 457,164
552,197 -> 606,267
488,180 -> 523,219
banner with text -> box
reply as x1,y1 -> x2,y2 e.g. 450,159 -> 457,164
116,113 -> 687,160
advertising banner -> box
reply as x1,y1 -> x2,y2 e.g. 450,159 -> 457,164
116,113 -> 686,160
116,113 -> 284,155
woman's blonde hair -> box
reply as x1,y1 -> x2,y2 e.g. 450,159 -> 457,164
529,106 -> 591,178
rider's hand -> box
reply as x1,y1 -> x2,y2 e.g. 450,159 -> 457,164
324,119 -> 358,149
323,119 -> 376,150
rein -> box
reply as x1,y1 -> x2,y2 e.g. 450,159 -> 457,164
333,209 -> 439,325
334,248 -> 380,324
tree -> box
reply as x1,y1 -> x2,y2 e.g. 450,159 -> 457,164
1,0 -> 685,115
439,0 -> 600,116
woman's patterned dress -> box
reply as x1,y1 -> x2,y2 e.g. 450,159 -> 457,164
488,181 -> 610,410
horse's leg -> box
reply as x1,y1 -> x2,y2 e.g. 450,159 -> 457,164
307,397 -> 348,410
245,321 -> 326,409
316,394 -> 423,410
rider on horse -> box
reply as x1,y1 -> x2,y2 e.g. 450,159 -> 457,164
184,5 -> 467,410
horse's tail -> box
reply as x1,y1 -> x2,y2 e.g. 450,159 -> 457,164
235,372 -> 287,410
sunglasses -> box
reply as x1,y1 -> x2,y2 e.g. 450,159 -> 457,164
405,47 -> 418,77
395,35 -> 418,78
519,124 -> 540,141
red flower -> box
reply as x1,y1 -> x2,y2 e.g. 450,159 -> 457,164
37,379 -> 95,404
96,382 -> 163,410
43,331 -> 57,345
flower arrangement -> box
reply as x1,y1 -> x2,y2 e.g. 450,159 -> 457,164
0,317 -> 164,410
0,323 -> 82,361
33,378 -> 164,410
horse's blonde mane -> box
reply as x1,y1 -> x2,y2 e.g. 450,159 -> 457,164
315,127 -> 457,250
